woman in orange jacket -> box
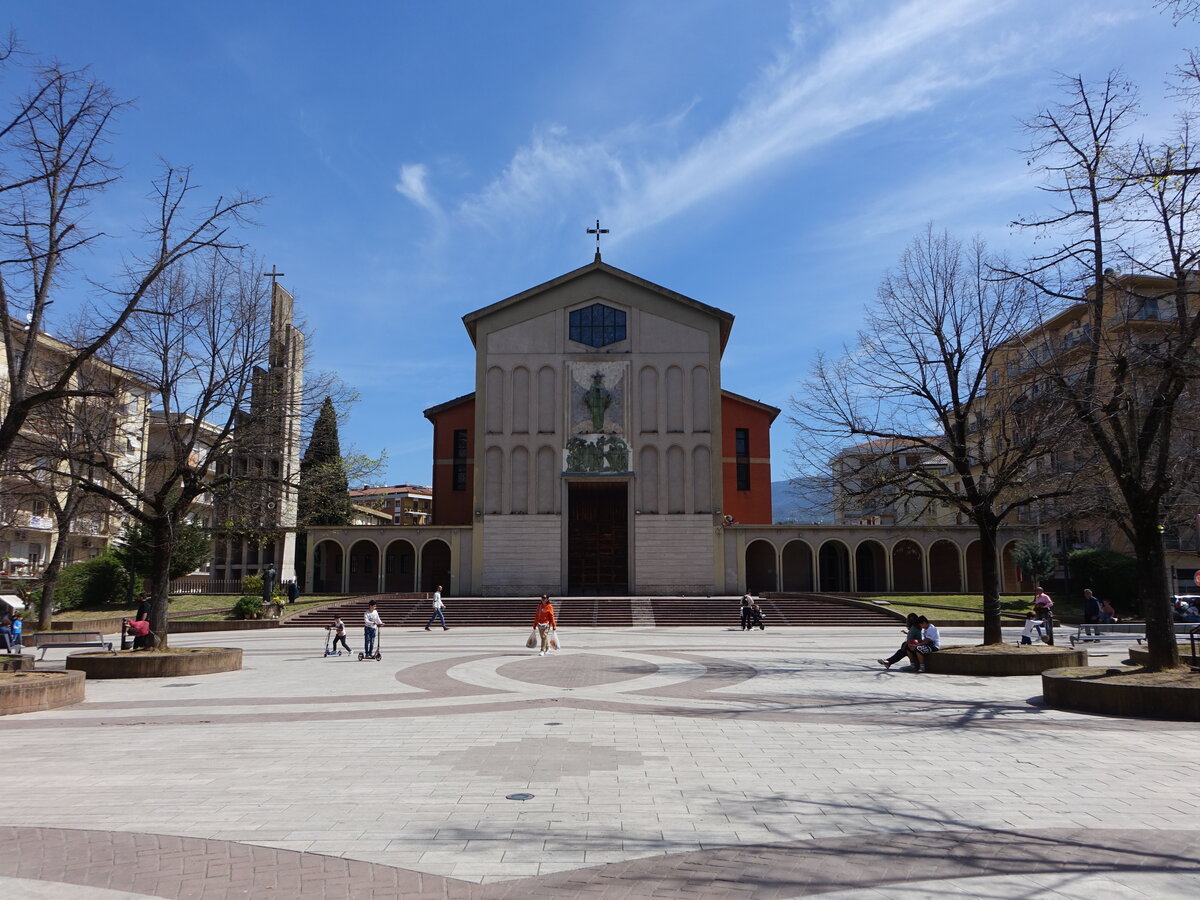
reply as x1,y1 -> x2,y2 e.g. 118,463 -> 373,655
533,595 -> 557,656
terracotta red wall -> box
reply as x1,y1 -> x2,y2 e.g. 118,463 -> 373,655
428,398 -> 475,526
721,394 -> 774,524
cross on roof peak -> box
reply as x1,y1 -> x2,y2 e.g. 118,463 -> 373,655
586,219 -> 609,261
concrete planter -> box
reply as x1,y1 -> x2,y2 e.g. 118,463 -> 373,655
1127,645 -> 1200,667
1042,666 -> 1200,720
0,670 -> 85,715
925,645 -> 1087,676
66,647 -> 242,679
0,654 -> 34,672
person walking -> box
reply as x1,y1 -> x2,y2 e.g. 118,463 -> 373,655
740,594 -> 753,631
532,594 -> 557,656
424,586 -> 448,631
363,600 -> 384,657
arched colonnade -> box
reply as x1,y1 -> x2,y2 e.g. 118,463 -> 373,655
309,535 -> 453,595
742,534 -> 1026,595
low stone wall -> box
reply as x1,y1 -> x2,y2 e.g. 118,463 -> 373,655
66,647 -> 243,679
0,654 -> 34,672
0,670 -> 85,715
1042,667 -> 1200,720
926,645 -> 1087,676
167,619 -> 280,633
1128,646 -> 1200,667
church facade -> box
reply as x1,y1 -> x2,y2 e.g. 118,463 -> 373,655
424,258 -> 777,596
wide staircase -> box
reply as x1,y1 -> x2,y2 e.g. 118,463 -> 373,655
282,593 -> 895,628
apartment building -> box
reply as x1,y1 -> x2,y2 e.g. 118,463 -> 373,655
986,273 -> 1200,591
0,326 -> 151,576
348,485 -> 433,526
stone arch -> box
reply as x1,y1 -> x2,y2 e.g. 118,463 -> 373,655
420,539 -> 452,594
891,539 -> 924,592
510,446 -> 529,514
745,539 -> 778,594
818,540 -> 851,592
536,445 -> 556,513
485,446 -> 503,514
692,445 -> 711,512
665,366 -> 684,432
511,366 -> 530,433
781,539 -> 813,591
639,365 -> 658,432
312,540 -> 343,594
1002,539 -> 1024,592
855,540 -> 887,593
486,366 -> 504,434
965,540 -> 984,593
383,539 -> 416,593
666,445 -> 685,513
639,445 -> 658,513
929,540 -> 962,592
347,539 -> 379,594
537,366 -> 557,433
691,365 -> 709,431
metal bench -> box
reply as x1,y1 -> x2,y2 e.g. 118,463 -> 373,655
33,631 -> 114,660
1069,623 -> 1146,646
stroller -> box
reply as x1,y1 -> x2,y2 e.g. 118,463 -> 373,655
748,605 -> 766,630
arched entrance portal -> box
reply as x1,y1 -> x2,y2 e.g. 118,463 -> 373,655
855,540 -> 887,593
891,540 -> 924,592
421,540 -> 452,594
781,540 -> 813,592
818,541 -> 850,592
745,540 -> 778,594
384,540 -> 415,593
1002,540 -> 1023,593
313,541 -> 343,594
929,540 -> 962,592
348,540 -> 379,593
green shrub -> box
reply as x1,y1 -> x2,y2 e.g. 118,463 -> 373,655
232,595 -> 263,619
241,574 -> 264,597
53,555 -> 131,609
1068,549 -> 1140,615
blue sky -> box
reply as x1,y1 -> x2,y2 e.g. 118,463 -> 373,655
6,0 -> 1196,485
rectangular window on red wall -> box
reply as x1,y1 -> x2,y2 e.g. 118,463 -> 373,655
453,429 -> 468,491
736,428 -> 750,491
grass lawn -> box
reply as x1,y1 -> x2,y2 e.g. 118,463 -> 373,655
174,598 -> 342,621
39,595 -> 345,623
863,593 -> 1085,621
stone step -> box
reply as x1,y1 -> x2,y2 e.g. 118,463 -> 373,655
283,594 -> 898,628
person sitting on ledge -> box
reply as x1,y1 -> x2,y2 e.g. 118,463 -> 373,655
907,616 -> 941,672
879,613 -> 922,669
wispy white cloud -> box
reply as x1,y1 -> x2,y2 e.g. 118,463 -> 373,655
395,163 -> 442,217
449,0 -> 1016,241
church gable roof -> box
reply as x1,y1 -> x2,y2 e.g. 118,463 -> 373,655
461,259 -> 735,351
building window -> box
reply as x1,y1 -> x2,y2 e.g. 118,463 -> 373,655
453,429 -> 468,491
735,428 -> 751,491
569,303 -> 626,348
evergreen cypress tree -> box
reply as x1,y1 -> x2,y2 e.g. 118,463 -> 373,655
299,397 -> 353,528
295,397 -> 353,586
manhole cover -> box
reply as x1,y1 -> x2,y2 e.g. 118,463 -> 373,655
505,793 -> 534,801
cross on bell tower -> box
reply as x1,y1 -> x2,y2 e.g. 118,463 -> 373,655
586,219 -> 609,262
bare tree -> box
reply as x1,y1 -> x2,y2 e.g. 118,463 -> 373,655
790,228 -> 1067,645
1005,73 -> 1200,670
0,59 -> 259,464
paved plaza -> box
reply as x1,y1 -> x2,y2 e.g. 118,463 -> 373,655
2,622 -> 1198,898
